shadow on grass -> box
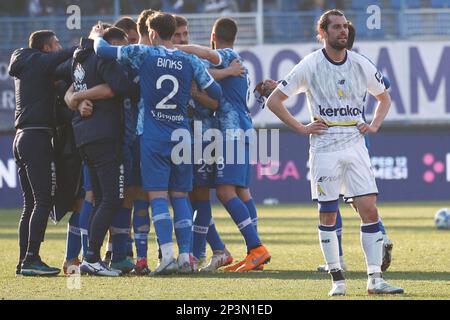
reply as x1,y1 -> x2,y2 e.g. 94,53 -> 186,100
0,231 -> 320,245
156,270 -> 450,282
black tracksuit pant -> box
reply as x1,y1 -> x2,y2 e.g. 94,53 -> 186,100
13,129 -> 55,263
79,140 -> 124,263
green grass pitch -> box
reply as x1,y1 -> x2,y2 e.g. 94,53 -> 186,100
0,203 -> 449,300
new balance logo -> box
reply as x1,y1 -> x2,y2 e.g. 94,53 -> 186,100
376,238 -> 384,243
318,105 -> 362,117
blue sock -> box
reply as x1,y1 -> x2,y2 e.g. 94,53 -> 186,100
206,217 -> 225,252
336,209 -> 343,257
189,201 -> 197,255
224,197 -> 261,252
193,200 -> 211,259
133,200 -> 150,259
378,217 -> 387,235
188,200 -> 195,255
151,198 -> 173,246
126,235 -> 134,257
245,198 -> 258,232
79,200 -> 93,258
172,197 -> 193,255
111,207 -> 132,263
66,212 -> 81,260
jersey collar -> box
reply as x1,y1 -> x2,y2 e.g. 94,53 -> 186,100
322,48 -> 348,66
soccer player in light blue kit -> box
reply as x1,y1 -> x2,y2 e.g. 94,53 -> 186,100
92,13 -> 222,275
171,15 -> 244,272
177,18 -> 271,272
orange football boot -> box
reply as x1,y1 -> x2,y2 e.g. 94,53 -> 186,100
224,259 -> 245,272
236,245 -> 271,272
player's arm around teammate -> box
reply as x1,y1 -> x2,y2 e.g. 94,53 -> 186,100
177,18 -> 272,272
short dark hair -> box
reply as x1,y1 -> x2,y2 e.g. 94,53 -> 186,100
213,18 -> 237,44
148,13 -> 176,41
114,17 -> 137,33
347,20 -> 355,50
29,30 -> 55,50
137,9 -> 156,37
316,9 -> 346,42
174,15 -> 188,28
103,27 -> 128,43
101,23 -> 113,29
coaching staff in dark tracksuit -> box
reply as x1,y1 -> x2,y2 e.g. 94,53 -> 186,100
69,32 -> 138,277
8,30 -> 76,276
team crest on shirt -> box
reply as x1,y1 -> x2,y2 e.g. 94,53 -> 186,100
337,80 -> 345,99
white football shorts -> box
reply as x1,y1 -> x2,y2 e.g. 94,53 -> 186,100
310,138 -> 378,202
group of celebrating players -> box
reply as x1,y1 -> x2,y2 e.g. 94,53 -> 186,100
9,6 -> 405,296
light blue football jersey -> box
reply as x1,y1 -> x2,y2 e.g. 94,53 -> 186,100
214,48 -> 253,141
117,45 -> 216,141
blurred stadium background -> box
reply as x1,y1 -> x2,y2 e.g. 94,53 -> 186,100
1,0 -> 450,207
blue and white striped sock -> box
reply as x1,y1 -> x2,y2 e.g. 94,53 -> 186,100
225,197 -> 261,252
133,200 -> 150,259
151,198 -> 173,260
111,207 -> 132,263
79,200 -> 93,258
193,200 -> 211,259
172,197 -> 193,255
65,212 -> 81,261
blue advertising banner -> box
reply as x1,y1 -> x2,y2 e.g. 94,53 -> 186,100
1,42 -> 450,132
251,130 -> 450,204
0,135 -> 20,208
0,49 -> 15,132
1,131 -> 449,208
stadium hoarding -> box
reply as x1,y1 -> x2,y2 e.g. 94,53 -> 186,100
0,42 -> 449,132
239,41 -> 450,127
0,49 -> 14,132
1,130 -> 449,208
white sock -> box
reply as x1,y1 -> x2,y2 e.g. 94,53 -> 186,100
361,227 -> 383,275
318,227 -> 341,271
160,243 -> 174,261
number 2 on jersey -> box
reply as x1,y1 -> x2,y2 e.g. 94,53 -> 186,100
156,75 -> 179,110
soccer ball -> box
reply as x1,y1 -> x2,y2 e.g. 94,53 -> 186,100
434,208 -> 450,230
